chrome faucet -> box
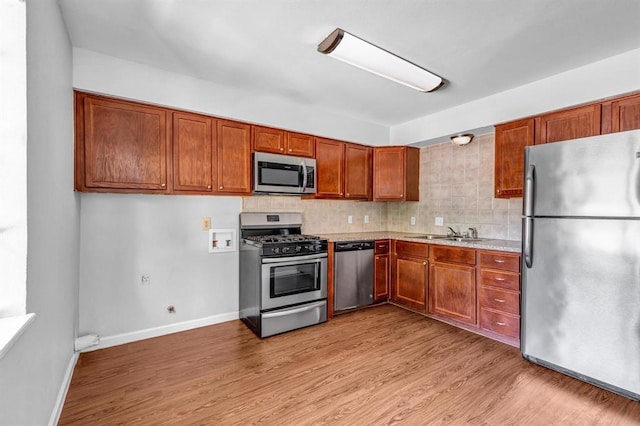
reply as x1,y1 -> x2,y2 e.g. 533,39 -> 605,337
447,226 -> 459,237
468,227 -> 478,239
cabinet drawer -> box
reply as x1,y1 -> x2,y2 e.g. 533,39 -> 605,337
479,309 -> 520,340
375,240 -> 390,255
395,241 -> 428,258
478,251 -> 520,272
429,245 -> 475,265
478,269 -> 520,291
478,287 -> 519,316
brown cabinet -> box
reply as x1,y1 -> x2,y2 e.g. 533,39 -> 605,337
391,241 -> 428,312
373,146 -> 419,201
252,125 -> 314,157
216,119 -> 252,194
602,92 -> 640,134
477,250 -> 521,343
75,92 -> 170,193
536,104 -> 601,144
315,138 -> 372,200
428,245 -> 476,325
374,240 -> 390,302
172,112 -> 215,193
494,118 -> 534,198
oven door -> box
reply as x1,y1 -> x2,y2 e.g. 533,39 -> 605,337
261,253 -> 327,310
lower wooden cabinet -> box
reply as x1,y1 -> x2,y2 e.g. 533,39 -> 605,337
477,250 -> 521,345
429,262 -> 476,325
373,240 -> 390,302
391,241 -> 428,312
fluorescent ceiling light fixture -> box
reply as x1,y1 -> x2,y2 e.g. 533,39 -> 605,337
450,134 -> 474,146
317,28 -> 444,92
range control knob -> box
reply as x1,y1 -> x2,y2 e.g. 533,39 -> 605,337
282,246 -> 290,254
272,247 -> 280,254
295,246 -> 302,252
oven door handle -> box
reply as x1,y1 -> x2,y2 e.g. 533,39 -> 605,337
262,253 -> 327,264
262,300 -> 326,318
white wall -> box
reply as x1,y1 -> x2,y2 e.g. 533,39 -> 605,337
392,48 -> 640,145
72,48 -> 390,146
79,194 -> 241,340
0,0 -> 78,424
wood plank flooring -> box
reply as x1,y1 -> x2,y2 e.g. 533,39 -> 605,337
59,305 -> 640,425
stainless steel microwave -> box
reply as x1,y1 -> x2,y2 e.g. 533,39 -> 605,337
253,152 -> 317,194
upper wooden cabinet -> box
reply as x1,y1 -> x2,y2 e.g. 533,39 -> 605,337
315,137 -> 344,198
602,92 -> 640,134
494,118 -> 534,199
75,92 -> 170,193
216,119 -> 252,194
252,125 -> 314,157
75,92 -> 251,196
536,104 -> 601,145
173,112 -> 215,193
315,138 -> 372,200
344,143 -> 372,200
373,146 -> 419,201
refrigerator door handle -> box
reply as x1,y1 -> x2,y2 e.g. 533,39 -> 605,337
523,217 -> 533,268
524,164 -> 535,217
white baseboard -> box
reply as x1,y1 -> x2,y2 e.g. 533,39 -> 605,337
49,351 -> 79,426
82,311 -> 239,352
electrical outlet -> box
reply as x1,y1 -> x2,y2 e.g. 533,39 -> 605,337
201,217 -> 211,231
435,216 -> 444,226
410,216 -> 416,226
348,215 -> 353,224
364,215 -> 369,224
141,274 -> 150,285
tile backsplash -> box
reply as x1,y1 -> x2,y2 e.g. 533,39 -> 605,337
243,132 -> 523,241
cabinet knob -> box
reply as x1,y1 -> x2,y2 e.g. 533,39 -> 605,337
494,259 -> 506,263
495,321 -> 506,326
280,147 -> 284,151
346,193 -> 350,196
423,262 -> 427,266
219,186 -> 223,190
497,189 -> 501,193
289,148 -> 292,152
207,185 -> 211,189
493,298 -> 505,303
161,183 -> 166,188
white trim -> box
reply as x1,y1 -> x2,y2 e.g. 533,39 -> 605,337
48,351 -> 79,426
82,311 -> 239,352
0,313 -> 35,360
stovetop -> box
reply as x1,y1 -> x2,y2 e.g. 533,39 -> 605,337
244,234 -> 322,244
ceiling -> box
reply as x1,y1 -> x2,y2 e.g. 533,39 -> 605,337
59,0 -> 640,129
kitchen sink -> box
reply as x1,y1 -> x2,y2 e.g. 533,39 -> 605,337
444,237 -> 488,242
405,234 -> 449,240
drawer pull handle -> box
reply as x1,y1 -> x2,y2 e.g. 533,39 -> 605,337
493,298 -> 505,303
495,321 -> 506,326
494,259 -> 506,263
495,277 -> 506,281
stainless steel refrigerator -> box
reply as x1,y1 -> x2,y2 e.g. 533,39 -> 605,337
521,129 -> 640,401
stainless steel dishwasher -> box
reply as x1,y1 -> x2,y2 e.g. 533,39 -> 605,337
334,241 -> 374,312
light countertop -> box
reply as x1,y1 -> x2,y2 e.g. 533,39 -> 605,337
316,231 -> 521,253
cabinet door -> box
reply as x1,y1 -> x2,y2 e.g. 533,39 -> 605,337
373,147 -> 405,200
252,125 -> 285,154
393,255 -> 427,312
494,118 -> 534,198
80,94 -> 169,191
315,138 -> 344,198
286,132 -> 315,157
173,112 -> 214,193
428,262 -> 476,325
216,119 -> 252,194
374,254 -> 389,302
610,93 -> 640,133
537,104 -> 601,144
344,143 -> 371,200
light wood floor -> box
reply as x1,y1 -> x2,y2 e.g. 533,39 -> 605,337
59,305 -> 640,425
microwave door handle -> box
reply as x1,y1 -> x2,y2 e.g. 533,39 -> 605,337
300,161 -> 308,193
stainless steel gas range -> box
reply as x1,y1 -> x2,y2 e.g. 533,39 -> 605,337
239,212 -> 328,338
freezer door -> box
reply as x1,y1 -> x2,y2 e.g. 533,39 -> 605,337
521,217 -> 640,399
525,129 -> 640,218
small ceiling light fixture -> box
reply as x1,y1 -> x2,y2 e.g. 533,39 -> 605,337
451,134 -> 474,146
317,28 -> 444,92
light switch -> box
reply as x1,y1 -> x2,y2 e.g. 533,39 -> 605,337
435,216 -> 444,226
